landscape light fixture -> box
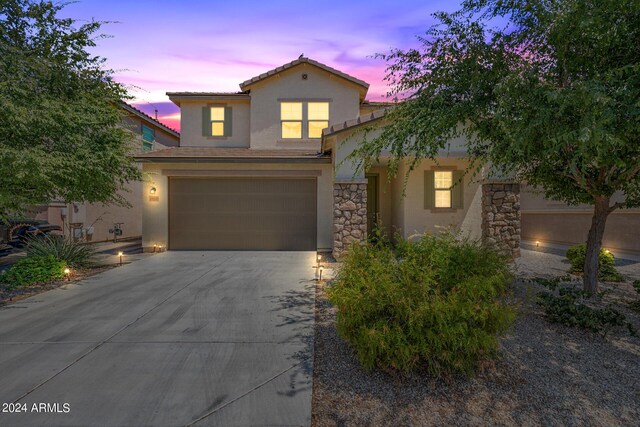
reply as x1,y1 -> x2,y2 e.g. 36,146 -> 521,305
536,241 -> 540,248
118,251 -> 124,266
319,266 -> 323,281
64,267 -> 71,281
153,244 -> 157,253
150,187 -> 157,195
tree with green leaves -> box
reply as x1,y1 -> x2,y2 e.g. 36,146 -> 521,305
351,0 -> 640,293
0,0 -> 141,219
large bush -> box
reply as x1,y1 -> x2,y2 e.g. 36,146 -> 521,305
328,233 -> 515,376
565,243 -> 622,282
0,255 -> 66,289
26,235 -> 95,268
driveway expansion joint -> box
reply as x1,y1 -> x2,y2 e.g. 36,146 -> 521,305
9,257 -> 231,404
186,362 -> 302,426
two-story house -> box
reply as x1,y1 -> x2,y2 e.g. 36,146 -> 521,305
136,57 -> 486,256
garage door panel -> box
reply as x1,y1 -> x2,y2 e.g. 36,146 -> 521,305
169,178 -> 317,250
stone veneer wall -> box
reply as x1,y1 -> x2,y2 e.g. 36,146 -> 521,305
333,181 -> 367,259
481,183 -> 521,258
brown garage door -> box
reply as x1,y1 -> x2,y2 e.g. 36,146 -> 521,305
169,177 -> 317,250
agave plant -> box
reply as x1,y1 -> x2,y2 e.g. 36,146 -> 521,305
25,235 -> 96,268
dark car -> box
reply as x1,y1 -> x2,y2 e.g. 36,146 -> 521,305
0,219 -> 63,256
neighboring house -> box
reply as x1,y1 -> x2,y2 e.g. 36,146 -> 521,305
33,103 -> 180,242
520,188 -> 640,257
136,57 -> 639,259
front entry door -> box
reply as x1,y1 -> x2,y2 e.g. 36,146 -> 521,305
366,174 -> 379,236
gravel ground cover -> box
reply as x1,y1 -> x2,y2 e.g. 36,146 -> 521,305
312,249 -> 640,426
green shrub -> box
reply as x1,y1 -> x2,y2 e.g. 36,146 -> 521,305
565,243 -> 623,282
328,233 -> 515,377
25,235 -> 95,268
0,255 -> 66,289
537,279 -> 636,336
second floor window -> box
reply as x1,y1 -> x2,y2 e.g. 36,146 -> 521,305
281,102 -> 303,139
141,124 -> 155,151
308,102 -> 329,138
210,107 -> 225,136
280,101 -> 329,139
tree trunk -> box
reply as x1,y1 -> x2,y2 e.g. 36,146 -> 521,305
583,196 -> 611,294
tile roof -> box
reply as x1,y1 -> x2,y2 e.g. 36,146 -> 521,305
166,91 -> 250,97
239,57 -> 370,91
323,108 -> 388,137
120,103 -> 180,137
135,147 -> 330,162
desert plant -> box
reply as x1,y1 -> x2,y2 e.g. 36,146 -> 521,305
537,280 -> 636,336
566,244 -> 623,282
328,233 -> 515,377
25,235 -> 96,268
0,255 -> 66,289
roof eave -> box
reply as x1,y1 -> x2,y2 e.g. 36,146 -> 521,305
239,58 -> 370,94
135,156 -> 332,164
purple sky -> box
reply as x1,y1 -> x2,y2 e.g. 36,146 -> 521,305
63,0 -> 462,131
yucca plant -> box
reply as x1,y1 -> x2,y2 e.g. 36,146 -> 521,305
25,235 -> 96,268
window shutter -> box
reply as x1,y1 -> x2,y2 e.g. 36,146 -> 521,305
452,170 -> 464,209
224,106 -> 233,137
424,171 -> 435,209
202,106 -> 211,137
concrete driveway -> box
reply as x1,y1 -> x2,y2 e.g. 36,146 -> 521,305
0,251 -> 316,426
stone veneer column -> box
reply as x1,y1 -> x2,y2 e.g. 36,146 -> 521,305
333,180 -> 367,259
481,182 -> 521,258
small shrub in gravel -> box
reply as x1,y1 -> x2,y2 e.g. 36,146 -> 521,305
328,233 -> 515,377
0,255 -> 66,289
537,277 -> 636,336
565,243 -> 623,282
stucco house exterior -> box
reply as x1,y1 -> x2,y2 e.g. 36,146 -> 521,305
34,103 -> 180,242
136,57 -> 639,259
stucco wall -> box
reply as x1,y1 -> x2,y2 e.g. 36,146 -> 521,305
141,162 -> 334,251
178,100 -> 250,148
248,64 -> 361,151
398,158 -> 481,239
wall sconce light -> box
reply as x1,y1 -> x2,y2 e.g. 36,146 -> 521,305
149,187 -> 157,195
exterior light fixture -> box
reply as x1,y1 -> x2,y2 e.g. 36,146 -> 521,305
604,249 -> 610,254
536,241 -> 540,247
150,187 -> 157,195
64,267 -> 71,280
153,244 -> 157,253
319,266 -> 323,281
118,251 -> 124,266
